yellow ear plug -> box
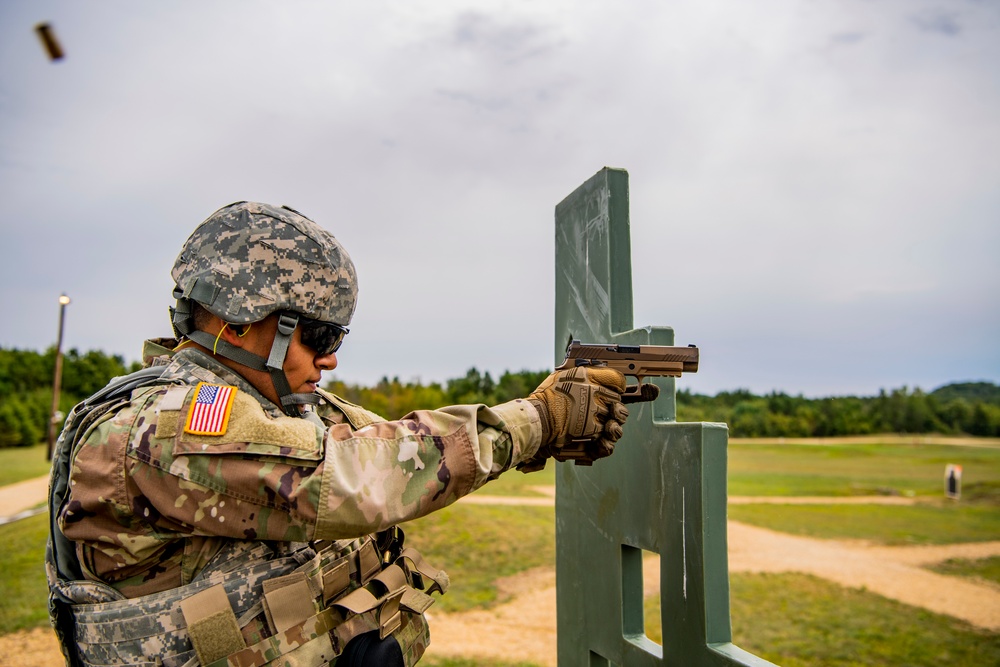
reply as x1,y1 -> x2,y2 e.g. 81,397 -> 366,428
213,323 -> 229,355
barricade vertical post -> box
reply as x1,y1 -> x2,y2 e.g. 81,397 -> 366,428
554,168 -> 778,666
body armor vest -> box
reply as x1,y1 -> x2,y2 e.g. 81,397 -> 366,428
47,368 -> 448,667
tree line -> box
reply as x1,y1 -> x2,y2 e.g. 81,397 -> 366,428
329,374 -> 1000,438
677,384 -> 1000,438
0,347 -> 140,447
1,346 -> 997,447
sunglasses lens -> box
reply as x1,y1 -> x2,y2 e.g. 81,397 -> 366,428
299,318 -> 347,355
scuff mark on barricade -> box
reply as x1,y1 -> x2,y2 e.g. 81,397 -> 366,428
682,486 -> 688,600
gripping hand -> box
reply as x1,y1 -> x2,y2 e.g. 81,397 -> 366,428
518,366 -> 630,472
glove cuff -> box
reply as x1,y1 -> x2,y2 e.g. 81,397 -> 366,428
527,398 -> 551,445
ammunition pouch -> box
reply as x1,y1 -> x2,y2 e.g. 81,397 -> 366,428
53,533 -> 448,667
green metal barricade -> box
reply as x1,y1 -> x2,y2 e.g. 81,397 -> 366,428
554,168 -> 778,666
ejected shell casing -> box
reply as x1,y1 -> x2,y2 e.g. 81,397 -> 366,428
36,23 -> 65,61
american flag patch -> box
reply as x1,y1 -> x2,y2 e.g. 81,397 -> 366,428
184,383 -> 237,436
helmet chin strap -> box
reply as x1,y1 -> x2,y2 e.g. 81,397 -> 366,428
171,298 -> 319,417
265,313 -> 321,415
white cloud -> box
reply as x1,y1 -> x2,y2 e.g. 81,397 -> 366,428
0,0 -> 997,397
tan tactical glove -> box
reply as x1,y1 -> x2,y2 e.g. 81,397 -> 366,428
518,366 -> 632,473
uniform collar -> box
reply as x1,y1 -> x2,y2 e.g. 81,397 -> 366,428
142,338 -> 285,417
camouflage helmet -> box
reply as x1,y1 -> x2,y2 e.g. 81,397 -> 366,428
171,201 -> 358,326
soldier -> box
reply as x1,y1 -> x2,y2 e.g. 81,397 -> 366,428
47,201 -> 647,666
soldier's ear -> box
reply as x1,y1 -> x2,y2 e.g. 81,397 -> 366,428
218,323 -> 248,347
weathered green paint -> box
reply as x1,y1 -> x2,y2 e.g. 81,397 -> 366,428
554,168 -> 778,666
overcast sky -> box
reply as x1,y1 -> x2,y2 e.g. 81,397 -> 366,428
1,0 -> 997,398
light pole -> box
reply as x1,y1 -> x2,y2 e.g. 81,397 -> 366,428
47,293 -> 71,461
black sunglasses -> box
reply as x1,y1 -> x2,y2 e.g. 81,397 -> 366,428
297,316 -> 349,355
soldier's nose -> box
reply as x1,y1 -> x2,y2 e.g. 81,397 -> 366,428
316,353 -> 338,371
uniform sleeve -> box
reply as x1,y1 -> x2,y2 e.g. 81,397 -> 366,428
315,399 -> 541,539
119,386 -> 543,543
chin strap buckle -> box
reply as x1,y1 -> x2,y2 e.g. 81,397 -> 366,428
267,313 -> 299,372
276,312 -> 298,336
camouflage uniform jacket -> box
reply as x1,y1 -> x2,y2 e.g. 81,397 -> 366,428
59,339 -> 542,598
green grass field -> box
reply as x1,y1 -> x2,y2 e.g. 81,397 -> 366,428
2,437 -> 997,666
641,572 -> 1000,667
465,461 -> 556,496
402,503 -> 555,612
728,441 -> 1000,497
0,513 -> 50,633
928,555 -> 1000,587
727,441 -> 1000,547
0,443 -> 51,487
728,498 -> 1000,545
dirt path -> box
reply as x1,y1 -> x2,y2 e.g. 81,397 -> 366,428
421,498 -> 1000,667
726,521 -> 1000,630
3,480 -> 998,666
0,475 -> 49,525
0,628 -> 63,667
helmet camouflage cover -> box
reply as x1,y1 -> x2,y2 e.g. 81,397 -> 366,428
171,202 -> 358,326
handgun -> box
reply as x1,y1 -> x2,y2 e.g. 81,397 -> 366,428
519,339 -> 700,470
517,336 -> 698,472
557,339 -> 699,402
